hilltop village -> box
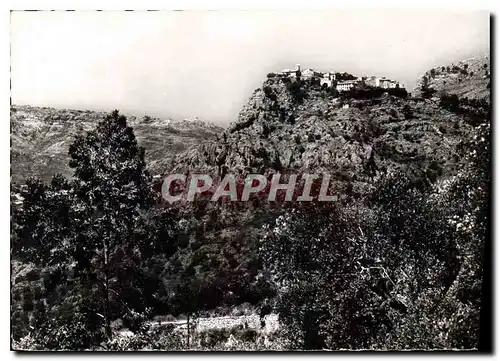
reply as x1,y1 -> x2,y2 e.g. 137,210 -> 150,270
275,64 -> 405,92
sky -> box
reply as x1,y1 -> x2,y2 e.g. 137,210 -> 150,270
11,10 -> 490,125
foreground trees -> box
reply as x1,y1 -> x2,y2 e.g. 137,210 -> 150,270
11,111 -> 177,349
11,108 -> 489,350
260,123 -> 489,350
11,110 -> 267,350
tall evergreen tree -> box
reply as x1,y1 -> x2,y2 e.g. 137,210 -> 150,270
68,110 -> 154,339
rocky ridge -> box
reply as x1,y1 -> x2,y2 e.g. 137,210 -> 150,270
169,74 -> 477,198
10,105 -> 223,184
413,54 -> 490,101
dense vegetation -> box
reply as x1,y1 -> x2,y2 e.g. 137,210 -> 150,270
11,111 -> 276,350
11,68 -> 490,350
261,122 -> 489,349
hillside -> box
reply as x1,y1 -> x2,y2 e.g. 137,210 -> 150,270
413,54 -> 490,101
147,70 -> 483,319
169,74 -> 475,198
10,57 -> 490,351
10,105 -> 223,184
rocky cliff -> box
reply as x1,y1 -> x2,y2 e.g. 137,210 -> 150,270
169,74 -> 477,198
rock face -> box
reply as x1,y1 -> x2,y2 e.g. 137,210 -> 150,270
169,74 -> 475,197
10,105 -> 223,184
413,54 -> 490,101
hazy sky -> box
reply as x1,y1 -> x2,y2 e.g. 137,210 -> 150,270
11,10 -> 489,125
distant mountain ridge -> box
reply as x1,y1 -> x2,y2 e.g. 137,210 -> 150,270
10,105 -> 224,184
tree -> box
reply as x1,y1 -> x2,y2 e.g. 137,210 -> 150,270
402,104 -> 413,119
260,203 -> 390,350
286,80 -> 306,104
365,130 -> 489,349
261,135 -> 489,350
11,173 -> 108,349
12,174 -> 78,266
420,76 -> 436,98
68,110 -> 154,339
12,110 -> 167,349
440,94 -> 460,113
170,262 -> 204,348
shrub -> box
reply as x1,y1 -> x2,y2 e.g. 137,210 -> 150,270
421,87 -> 436,99
240,329 -> 258,342
106,324 -> 182,351
262,123 -> 270,138
440,94 -> 460,113
402,104 -> 413,119
200,328 -> 231,348
286,81 -> 306,104
263,86 -> 277,101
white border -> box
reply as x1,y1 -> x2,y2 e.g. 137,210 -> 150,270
2,1 -> 497,360
2,0 -> 498,11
